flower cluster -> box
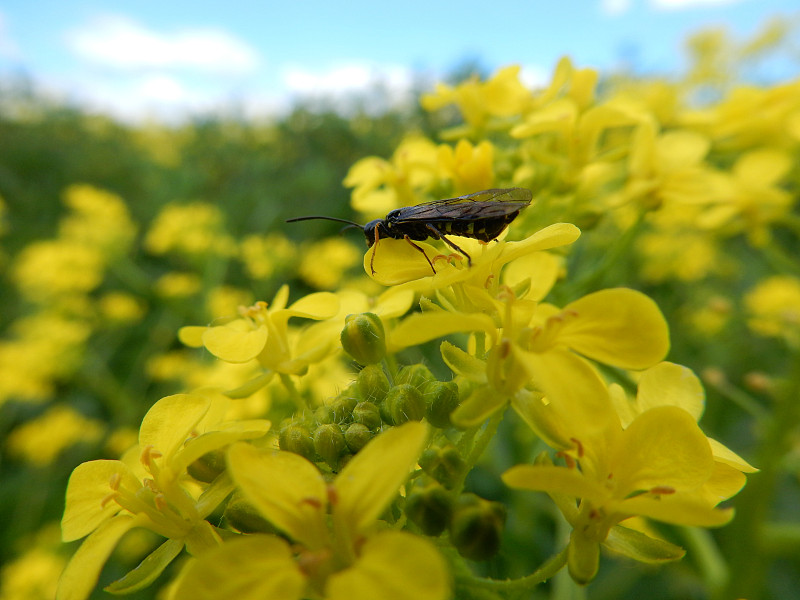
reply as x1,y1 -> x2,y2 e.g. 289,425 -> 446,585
46,20 -> 799,600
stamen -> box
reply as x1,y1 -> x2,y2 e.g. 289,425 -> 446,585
569,437 -> 585,458
649,486 -> 676,496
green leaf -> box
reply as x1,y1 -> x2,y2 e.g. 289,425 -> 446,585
105,538 -> 184,594
604,524 -> 685,564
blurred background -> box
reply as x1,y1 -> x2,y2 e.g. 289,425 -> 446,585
1,1 -> 798,599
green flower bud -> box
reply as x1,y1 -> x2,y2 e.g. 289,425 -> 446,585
314,404 -> 335,425
396,364 -> 434,388
424,381 -> 460,428
353,401 -> 382,430
224,491 -> 279,534
340,312 -> 386,365
357,364 -> 390,403
568,529 -> 600,585
314,423 -> 347,470
187,448 -> 226,483
449,494 -> 507,561
278,423 -> 315,461
406,484 -> 454,536
344,422 -> 374,453
385,383 -> 425,425
419,445 -> 465,489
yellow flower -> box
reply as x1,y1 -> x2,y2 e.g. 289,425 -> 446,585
179,285 -> 340,380
59,184 -> 137,256
745,275 -> 800,344
7,404 -> 104,466
505,363 -> 734,584
298,237 -> 362,289
609,362 -> 758,506
172,422 -> 450,600
344,136 -> 439,218
694,148 -> 793,245
144,202 -> 237,258
58,391 -> 271,600
436,139 -> 495,195
239,233 -> 297,280
421,65 -> 531,131
610,121 -> 723,210
12,240 -> 104,302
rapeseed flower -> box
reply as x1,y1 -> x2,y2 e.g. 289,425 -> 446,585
505,362 -> 735,583
172,422 -> 450,600
58,391 -> 271,600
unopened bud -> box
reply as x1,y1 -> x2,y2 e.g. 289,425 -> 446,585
278,423 -> 315,461
449,494 -> 507,561
224,492 -> 278,534
344,423 -> 373,453
425,381 -> 460,428
313,424 -> 346,470
419,445 -> 465,489
396,364 -> 434,388
187,449 -> 226,483
353,401 -> 382,430
357,364 -> 390,403
385,383 -> 425,425
341,312 -> 386,365
406,484 -> 453,536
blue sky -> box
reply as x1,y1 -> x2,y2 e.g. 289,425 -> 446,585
0,0 -> 797,120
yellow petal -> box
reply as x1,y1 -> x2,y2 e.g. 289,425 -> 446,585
451,385 -> 507,428
655,130 -> 710,171
620,495 -> 734,527
707,437 -> 759,472
389,312 -> 497,350
171,535 -> 305,600
699,462 -> 747,505
286,291 -> 340,319
326,531 -> 450,600
57,515 -> 140,600
62,460 -> 141,542
226,443 -> 328,549
139,393 -> 211,461
202,321 -> 268,363
173,420 -> 272,474
637,362 -> 705,420
517,347 -> 618,446
559,288 -> 670,369
503,464 -> 608,504
734,148 -> 791,186
335,422 -> 428,535
365,238 -> 442,286
178,326 -> 207,348
611,406 -> 713,496
496,223 -> 581,266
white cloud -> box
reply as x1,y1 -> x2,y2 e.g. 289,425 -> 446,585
65,15 -> 260,73
281,63 -> 414,96
519,64 -> 550,89
601,0 -> 633,14
652,0 -> 744,7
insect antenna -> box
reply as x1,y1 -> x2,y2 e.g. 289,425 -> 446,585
285,215 -> 365,228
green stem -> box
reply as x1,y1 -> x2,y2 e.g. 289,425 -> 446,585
680,527 -> 728,597
565,208 -> 647,295
467,546 -> 569,594
721,346 -> 800,600
280,373 -> 308,412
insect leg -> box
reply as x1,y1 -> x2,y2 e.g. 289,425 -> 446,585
369,226 -> 380,274
425,224 -> 473,266
403,235 -> 437,274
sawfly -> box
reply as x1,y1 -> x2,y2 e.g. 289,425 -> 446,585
286,187 -> 532,274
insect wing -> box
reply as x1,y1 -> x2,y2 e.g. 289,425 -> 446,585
390,188 -> 532,223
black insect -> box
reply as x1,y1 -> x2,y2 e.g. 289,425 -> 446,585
286,187 -> 532,274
